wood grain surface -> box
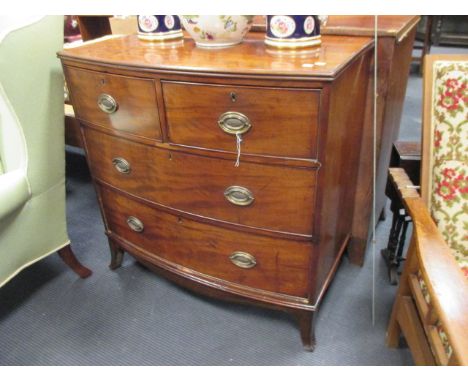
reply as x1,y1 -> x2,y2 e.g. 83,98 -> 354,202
100,185 -> 313,298
83,127 -> 318,237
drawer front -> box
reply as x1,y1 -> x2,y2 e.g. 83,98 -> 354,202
65,66 -> 162,141
100,186 -> 312,298
163,81 -> 320,159
84,128 -> 317,236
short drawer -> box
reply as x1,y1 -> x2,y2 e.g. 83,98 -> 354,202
65,66 -> 162,141
100,186 -> 312,298
162,81 -> 320,159
84,128 -> 317,236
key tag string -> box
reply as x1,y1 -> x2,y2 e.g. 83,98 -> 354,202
235,133 -> 242,167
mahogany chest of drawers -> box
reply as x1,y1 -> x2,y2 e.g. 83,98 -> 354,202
59,33 -> 373,350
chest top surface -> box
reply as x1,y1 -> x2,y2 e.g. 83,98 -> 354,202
58,33 -> 373,79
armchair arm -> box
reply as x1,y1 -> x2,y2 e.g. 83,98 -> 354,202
0,74 -> 31,220
388,167 -> 468,365
0,169 -> 30,219
0,82 -> 28,174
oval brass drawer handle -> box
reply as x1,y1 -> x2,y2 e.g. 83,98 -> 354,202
97,93 -> 118,114
224,185 -> 254,206
230,251 -> 257,269
218,111 -> 251,135
112,157 -> 131,174
126,216 -> 144,232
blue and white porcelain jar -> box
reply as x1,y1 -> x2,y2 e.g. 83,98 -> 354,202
265,15 -> 322,48
137,15 -> 183,41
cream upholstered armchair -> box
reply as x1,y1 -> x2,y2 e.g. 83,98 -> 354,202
0,16 -> 91,287
386,55 -> 468,365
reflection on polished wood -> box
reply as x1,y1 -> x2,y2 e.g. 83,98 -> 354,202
60,33 -> 373,79
82,127 -> 319,237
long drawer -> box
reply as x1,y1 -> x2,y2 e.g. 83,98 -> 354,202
83,127 -> 318,236
162,81 -> 320,159
65,66 -> 162,141
100,186 -> 312,298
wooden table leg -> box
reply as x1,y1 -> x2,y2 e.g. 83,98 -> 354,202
108,238 -> 125,270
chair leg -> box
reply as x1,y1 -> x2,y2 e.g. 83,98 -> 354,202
387,236 -> 418,347
387,299 -> 402,347
57,244 -> 92,278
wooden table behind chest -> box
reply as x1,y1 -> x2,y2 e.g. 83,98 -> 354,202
59,34 -> 373,350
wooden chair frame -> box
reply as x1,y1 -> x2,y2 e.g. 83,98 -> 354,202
386,55 -> 468,365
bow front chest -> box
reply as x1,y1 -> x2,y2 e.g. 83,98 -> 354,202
59,33 -> 373,350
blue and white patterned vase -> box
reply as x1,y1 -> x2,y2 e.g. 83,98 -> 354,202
137,15 -> 183,41
265,15 -> 322,48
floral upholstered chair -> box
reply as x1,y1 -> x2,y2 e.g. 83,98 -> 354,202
427,61 -> 468,276
386,55 -> 468,365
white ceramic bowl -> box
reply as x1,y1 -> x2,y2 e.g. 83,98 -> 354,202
180,15 -> 254,48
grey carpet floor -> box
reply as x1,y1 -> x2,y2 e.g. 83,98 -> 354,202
0,45 -> 465,365
0,165 -> 411,365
